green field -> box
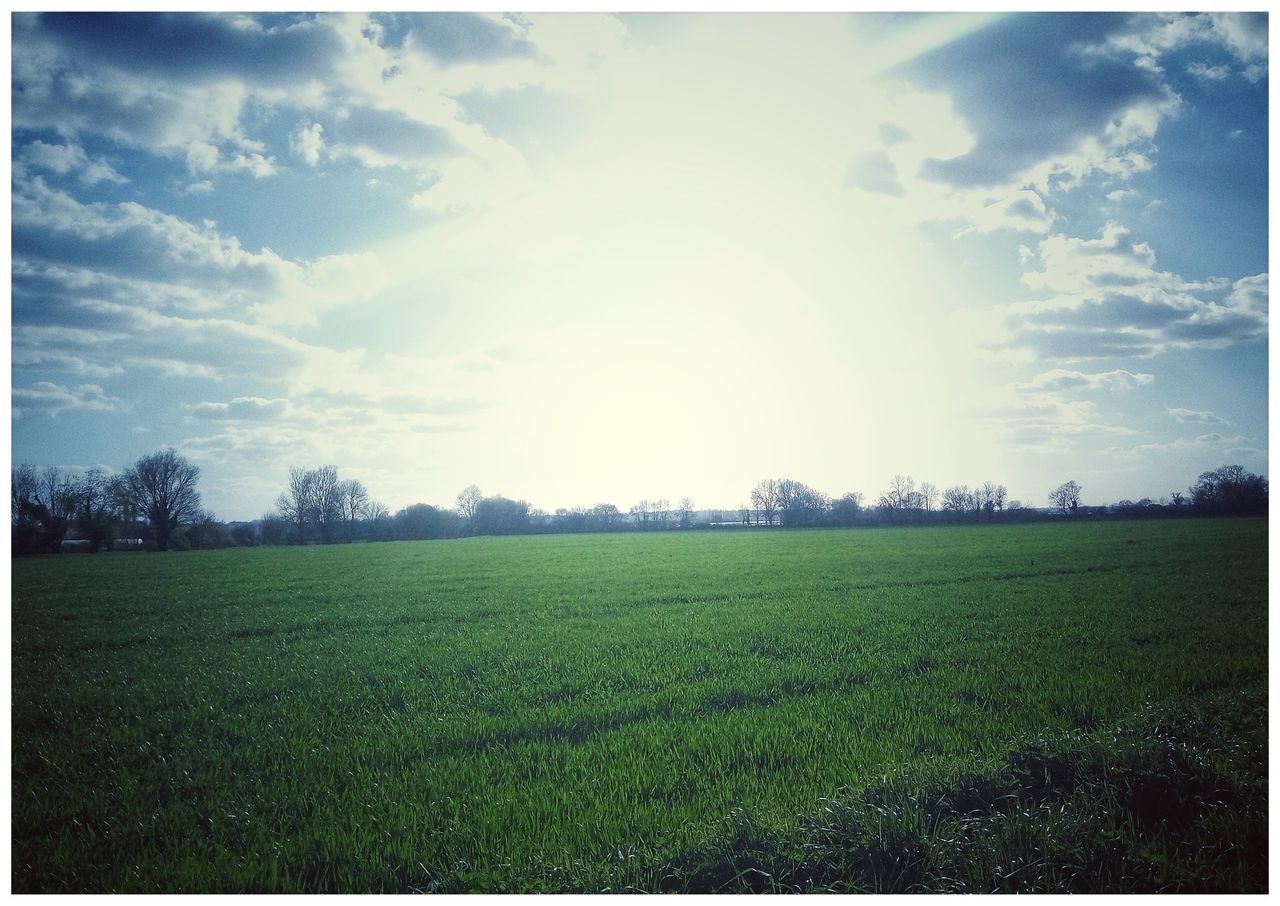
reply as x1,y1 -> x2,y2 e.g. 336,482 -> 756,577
11,519 -> 1268,892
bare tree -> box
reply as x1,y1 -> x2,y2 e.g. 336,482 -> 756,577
590,502 -> 622,530
677,496 -> 696,529
11,463 -> 39,526
277,467 -> 315,541
653,498 -> 672,529
878,474 -> 918,521
942,484 -> 972,516
337,478 -> 370,541
777,478 -> 829,526
630,499 -> 651,529
122,449 -> 203,551
1049,480 -> 1083,516
920,482 -> 938,513
456,484 -> 482,530
750,479 -> 780,525
310,465 -> 341,543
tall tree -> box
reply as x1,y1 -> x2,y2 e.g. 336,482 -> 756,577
337,478 -> 370,541
1049,480 -> 1083,516
122,449 -> 203,551
456,484 -> 482,530
750,479 -> 780,525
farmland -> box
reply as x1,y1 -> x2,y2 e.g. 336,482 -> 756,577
11,518 -> 1268,892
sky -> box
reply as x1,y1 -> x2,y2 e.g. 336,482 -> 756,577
9,10 -> 1270,521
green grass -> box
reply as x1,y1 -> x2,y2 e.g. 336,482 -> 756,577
11,519 -> 1267,892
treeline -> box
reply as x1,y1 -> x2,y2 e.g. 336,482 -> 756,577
11,455 -> 1268,554
11,450 -> 217,554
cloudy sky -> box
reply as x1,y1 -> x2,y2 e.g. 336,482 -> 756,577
10,11 -> 1269,520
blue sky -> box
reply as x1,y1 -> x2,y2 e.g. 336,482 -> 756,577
9,11 -> 1269,520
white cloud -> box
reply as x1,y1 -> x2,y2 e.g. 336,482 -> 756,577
1018,369 -> 1154,393
1187,61 -> 1231,82
12,382 -> 127,418
291,122 -> 325,166
22,140 -> 128,185
1167,407 -> 1228,425
983,224 -> 1267,361
1097,12 -> 1268,81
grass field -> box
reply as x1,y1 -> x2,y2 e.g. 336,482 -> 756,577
11,518 -> 1268,892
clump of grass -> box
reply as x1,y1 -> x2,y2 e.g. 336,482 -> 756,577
642,689 -> 1267,893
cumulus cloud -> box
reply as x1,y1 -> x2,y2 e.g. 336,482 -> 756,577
12,381 -> 126,418
322,106 -> 460,169
898,13 -> 1169,189
1018,369 -> 1153,393
30,12 -> 344,85
1097,12 -> 1268,82
291,122 -> 325,166
1168,407 -> 1228,425
371,12 -> 536,66
190,397 -> 293,421
991,223 -> 1267,360
1106,432 -> 1250,459
13,176 -> 292,297
22,140 -> 128,185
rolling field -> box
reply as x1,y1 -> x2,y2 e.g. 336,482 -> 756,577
11,519 -> 1268,892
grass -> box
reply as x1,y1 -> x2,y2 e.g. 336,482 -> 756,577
11,518 -> 1268,892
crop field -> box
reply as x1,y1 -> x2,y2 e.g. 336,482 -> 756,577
11,518 -> 1268,892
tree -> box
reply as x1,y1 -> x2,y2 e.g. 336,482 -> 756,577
11,463 -> 67,554
276,465 -> 343,543
677,497 -> 696,529
72,468 -> 117,551
310,465 -> 341,543
750,479 -> 780,525
1049,480 -> 1082,516
878,474 -> 918,521
919,482 -> 939,513
473,495 -> 530,535
394,503 -> 458,540
122,449 -> 203,551
456,484 -> 482,530
337,478 -> 370,541
777,479 -> 829,526
1189,465 -> 1267,516
831,491 -> 863,526
942,484 -> 972,517
366,501 -> 393,541
277,467 -> 315,541
652,498 -> 672,529
591,502 -> 622,531
977,481 -> 1007,519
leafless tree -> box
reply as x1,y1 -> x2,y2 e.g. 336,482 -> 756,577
591,502 -> 622,530
653,498 -> 672,529
456,484 -> 482,529
277,467 -> 314,539
750,479 -> 780,525
677,496 -> 696,528
122,449 -> 203,551
1049,480 -> 1082,516
11,463 -> 39,526
942,484 -> 972,516
920,482 -> 938,513
337,478 -> 370,541
310,465 -> 341,542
